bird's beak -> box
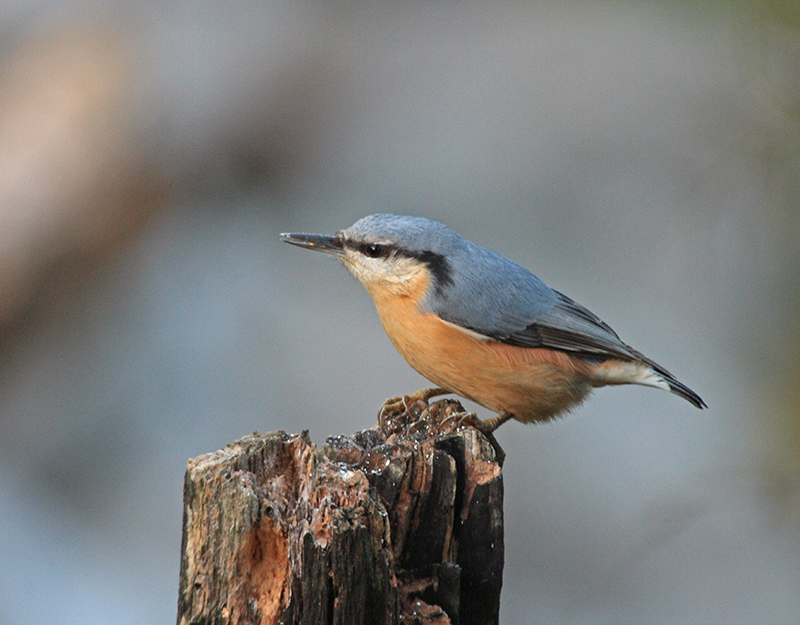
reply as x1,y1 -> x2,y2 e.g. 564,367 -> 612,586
280,232 -> 345,257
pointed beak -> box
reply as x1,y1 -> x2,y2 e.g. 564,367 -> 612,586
280,232 -> 345,257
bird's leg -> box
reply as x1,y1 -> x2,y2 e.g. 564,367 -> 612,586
378,387 -> 450,420
443,410 -> 514,434
474,411 -> 515,434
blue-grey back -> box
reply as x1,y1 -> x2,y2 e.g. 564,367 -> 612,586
422,233 -> 560,336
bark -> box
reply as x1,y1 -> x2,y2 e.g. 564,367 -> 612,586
177,398 -> 504,625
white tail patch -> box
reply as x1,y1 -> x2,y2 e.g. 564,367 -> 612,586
588,360 -> 671,391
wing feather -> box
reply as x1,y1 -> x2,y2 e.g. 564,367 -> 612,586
499,291 -> 644,360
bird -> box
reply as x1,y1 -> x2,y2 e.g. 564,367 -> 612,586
281,214 -> 705,458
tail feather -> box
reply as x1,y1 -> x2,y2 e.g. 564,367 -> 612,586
588,359 -> 706,409
663,375 -> 707,409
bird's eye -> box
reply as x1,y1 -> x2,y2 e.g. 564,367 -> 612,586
364,243 -> 384,258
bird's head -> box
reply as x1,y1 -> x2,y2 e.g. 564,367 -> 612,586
281,214 -> 456,298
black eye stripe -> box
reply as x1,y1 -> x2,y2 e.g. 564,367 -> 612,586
354,241 -> 395,258
344,240 -> 451,290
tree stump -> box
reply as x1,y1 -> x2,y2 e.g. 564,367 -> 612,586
176,398 -> 504,625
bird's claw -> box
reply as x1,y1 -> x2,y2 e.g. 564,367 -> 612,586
441,410 -> 480,430
378,395 -> 407,418
442,411 -> 506,467
377,394 -> 421,423
378,391 -> 506,466
378,388 -> 448,423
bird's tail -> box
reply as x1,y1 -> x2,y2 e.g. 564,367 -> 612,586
660,375 -> 707,409
588,359 -> 706,409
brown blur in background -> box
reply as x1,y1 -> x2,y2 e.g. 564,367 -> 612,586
1,2 -> 799,624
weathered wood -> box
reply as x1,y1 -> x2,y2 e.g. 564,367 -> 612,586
177,399 -> 504,625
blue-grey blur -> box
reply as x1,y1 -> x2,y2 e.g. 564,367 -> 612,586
1,2 -> 799,625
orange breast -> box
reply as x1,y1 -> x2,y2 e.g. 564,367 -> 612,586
365,274 -> 594,423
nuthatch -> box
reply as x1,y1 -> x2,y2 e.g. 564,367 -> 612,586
281,214 -> 705,441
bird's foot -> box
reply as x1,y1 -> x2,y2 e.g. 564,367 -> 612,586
377,388 -> 452,435
378,387 -> 449,422
443,411 -> 512,467
441,410 -> 514,435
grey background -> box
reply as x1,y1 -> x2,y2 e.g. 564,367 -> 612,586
1,2 -> 799,624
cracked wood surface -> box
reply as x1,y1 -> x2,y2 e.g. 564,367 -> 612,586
177,399 -> 504,625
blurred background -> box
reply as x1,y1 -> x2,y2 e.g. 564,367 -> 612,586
1,1 -> 799,623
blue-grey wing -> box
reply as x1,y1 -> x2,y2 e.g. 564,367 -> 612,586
502,290 -> 707,408
496,290 -> 651,364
